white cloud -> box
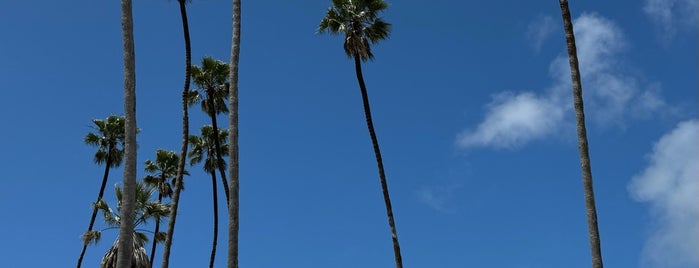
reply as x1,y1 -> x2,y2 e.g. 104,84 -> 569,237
457,92 -> 564,149
644,0 -> 698,41
628,119 -> 699,268
526,15 -> 557,52
457,13 -> 667,149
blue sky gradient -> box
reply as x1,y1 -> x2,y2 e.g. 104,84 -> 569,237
0,1 -> 696,267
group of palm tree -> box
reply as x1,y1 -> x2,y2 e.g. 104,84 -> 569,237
77,0 -> 604,267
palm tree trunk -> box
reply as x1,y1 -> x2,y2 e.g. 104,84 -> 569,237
353,55 -> 403,268
148,191 -> 164,268
117,0 -> 137,266
558,1 -> 603,268
227,0 -> 241,266
161,1 -> 192,267
77,157 -> 113,268
208,94 -> 231,206
209,171 -> 220,268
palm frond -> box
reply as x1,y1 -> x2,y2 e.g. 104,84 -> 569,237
82,230 -> 102,245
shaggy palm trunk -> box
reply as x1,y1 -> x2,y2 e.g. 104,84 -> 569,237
353,55 -> 403,268
207,93 -> 231,206
77,155 -> 113,268
227,0 -> 241,267
209,170 -> 220,268
117,0 -> 137,266
148,190 -> 163,268
558,1 -> 603,268
161,1 -> 192,267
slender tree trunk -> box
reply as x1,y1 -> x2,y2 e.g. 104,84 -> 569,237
209,171 -> 220,268
148,191 -> 163,268
208,93 -> 231,206
161,1 -> 192,267
558,1 -> 603,268
227,0 -> 241,267
353,55 -> 403,268
77,156 -> 113,268
117,0 -> 137,266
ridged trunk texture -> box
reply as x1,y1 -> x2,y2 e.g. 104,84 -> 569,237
558,1 -> 604,267
227,0 -> 241,267
161,1 -> 192,267
77,156 -> 113,268
353,55 -> 403,268
117,0 -> 137,266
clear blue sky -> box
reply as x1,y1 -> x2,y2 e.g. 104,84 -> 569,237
1,0 -> 696,267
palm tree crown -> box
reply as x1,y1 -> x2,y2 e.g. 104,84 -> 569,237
318,0 -> 391,61
189,57 -> 230,116
84,115 -> 126,168
188,125 -> 229,173
144,149 -> 186,197
94,182 -> 170,268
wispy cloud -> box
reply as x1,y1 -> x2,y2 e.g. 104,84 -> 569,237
643,0 -> 698,41
417,183 -> 463,213
457,13 -> 667,149
526,15 -> 557,52
628,119 -> 699,268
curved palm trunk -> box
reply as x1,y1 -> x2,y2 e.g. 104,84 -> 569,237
558,1 -> 603,267
148,190 -> 163,268
161,1 -> 192,267
209,171 -> 220,268
77,156 -> 113,268
207,95 -> 231,206
117,0 -> 137,266
227,0 -> 241,267
353,55 -> 403,268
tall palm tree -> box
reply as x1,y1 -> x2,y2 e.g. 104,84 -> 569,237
143,149 -> 186,267
318,1 -> 402,267
227,0 -> 241,266
190,57 -> 232,205
558,1 -> 603,267
96,182 -> 170,268
189,125 -> 229,268
78,116 -> 126,268
117,0 -> 138,266
161,1 -> 193,267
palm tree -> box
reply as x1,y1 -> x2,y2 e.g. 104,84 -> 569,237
161,0 -> 193,267
190,57 -> 232,205
189,125 -> 229,268
558,1 -> 604,267
318,1 -> 402,267
227,0 -> 241,266
78,116 -> 126,268
95,182 -> 170,268
143,150 -> 186,267
117,0 -> 138,266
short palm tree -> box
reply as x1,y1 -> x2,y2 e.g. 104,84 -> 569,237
78,115 -> 126,268
318,1 -> 403,267
90,182 -> 170,268
558,1 -> 603,267
142,149 -> 187,267
190,57 -> 232,206
161,1 -> 194,267
189,125 -> 229,268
